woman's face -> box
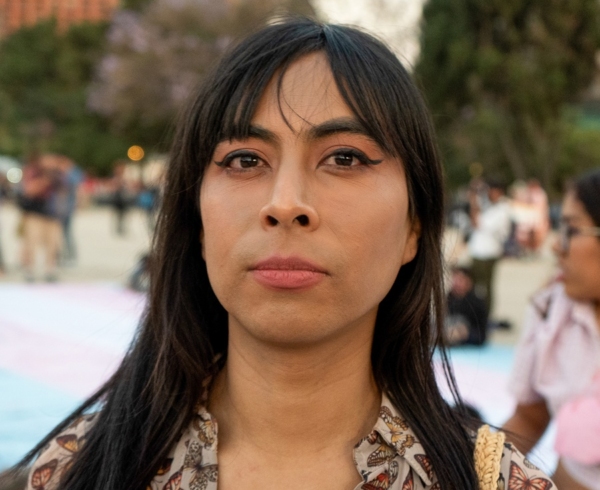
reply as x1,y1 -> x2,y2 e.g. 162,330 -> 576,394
200,53 -> 420,346
554,190 -> 600,302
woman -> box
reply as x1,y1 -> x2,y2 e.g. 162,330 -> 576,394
19,19 -> 551,490
504,169 -> 600,490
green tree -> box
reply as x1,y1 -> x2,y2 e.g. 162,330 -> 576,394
416,0 -> 600,192
89,0 -> 317,152
121,0 -> 153,11
0,20 -> 129,174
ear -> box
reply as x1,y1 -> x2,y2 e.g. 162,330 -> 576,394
401,217 -> 421,265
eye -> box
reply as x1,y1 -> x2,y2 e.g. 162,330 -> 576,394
321,148 -> 382,168
215,150 -> 266,169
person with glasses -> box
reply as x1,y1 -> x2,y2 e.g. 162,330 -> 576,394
503,169 -> 600,490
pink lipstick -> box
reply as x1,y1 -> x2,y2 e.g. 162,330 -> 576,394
250,256 -> 327,290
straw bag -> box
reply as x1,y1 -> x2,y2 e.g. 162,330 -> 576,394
474,425 -> 505,490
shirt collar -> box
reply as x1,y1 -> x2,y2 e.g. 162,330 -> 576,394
193,392 -> 434,487
571,298 -> 600,338
355,393 -> 433,486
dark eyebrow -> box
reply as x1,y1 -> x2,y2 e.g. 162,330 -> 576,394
219,117 -> 371,145
247,125 -> 279,144
306,117 -> 371,141
218,125 -> 279,145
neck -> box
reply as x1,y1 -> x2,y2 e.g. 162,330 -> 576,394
208,319 -> 380,458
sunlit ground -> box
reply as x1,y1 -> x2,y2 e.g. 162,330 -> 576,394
0,203 -> 558,474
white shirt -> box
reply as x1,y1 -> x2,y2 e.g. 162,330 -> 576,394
468,198 -> 512,260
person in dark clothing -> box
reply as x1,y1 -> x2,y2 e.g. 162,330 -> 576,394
445,266 -> 489,346
18,154 -> 65,282
111,163 -> 130,236
55,156 -> 83,264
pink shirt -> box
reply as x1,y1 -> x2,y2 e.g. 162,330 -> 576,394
509,282 -> 600,488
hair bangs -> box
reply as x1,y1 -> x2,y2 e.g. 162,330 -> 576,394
322,29 -> 399,157
574,169 -> 600,226
211,22 -> 326,144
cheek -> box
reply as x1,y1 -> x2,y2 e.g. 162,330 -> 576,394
581,255 -> 600,291
329,190 -> 411,291
200,185 -> 246,274
564,243 -> 600,299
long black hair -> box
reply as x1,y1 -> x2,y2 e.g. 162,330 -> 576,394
573,168 -> 600,226
18,17 -> 478,489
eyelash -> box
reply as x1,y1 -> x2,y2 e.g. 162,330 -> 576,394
214,150 -> 264,170
214,148 -> 383,170
323,148 -> 383,168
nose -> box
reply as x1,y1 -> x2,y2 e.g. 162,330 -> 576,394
259,167 -> 319,231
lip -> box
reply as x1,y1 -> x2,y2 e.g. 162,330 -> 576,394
250,256 -> 327,290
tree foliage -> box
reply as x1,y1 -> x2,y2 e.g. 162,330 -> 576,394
0,0 -> 316,174
121,0 -> 153,11
0,20 -> 129,175
89,0 -> 317,152
416,0 -> 600,192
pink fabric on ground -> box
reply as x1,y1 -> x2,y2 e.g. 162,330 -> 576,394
0,319 -> 124,397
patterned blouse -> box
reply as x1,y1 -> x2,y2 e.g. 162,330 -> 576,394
27,394 -> 555,490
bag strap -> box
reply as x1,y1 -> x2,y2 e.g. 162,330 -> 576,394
474,424 -> 506,490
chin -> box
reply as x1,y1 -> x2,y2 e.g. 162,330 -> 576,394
235,307 -> 334,340
251,323 -> 340,347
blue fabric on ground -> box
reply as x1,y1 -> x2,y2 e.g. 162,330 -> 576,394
0,369 -> 80,470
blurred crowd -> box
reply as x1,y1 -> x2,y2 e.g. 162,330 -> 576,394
444,177 -> 552,347
0,154 -> 163,282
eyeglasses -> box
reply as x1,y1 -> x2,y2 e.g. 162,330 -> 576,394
557,223 -> 600,253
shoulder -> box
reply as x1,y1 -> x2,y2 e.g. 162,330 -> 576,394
25,414 -> 97,490
498,442 -> 555,490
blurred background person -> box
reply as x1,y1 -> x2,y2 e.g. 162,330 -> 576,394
503,169 -> 600,490
55,155 -> 84,266
522,179 -> 550,255
506,180 -> 531,258
110,162 -> 131,237
17,153 -> 65,282
510,179 -> 550,258
467,178 -> 512,316
137,182 -> 160,232
445,266 -> 489,346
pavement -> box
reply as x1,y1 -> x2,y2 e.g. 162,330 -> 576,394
0,203 -> 560,474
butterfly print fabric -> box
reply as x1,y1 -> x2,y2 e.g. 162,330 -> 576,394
27,394 -> 554,489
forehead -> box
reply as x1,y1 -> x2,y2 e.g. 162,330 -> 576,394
252,52 -> 353,131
